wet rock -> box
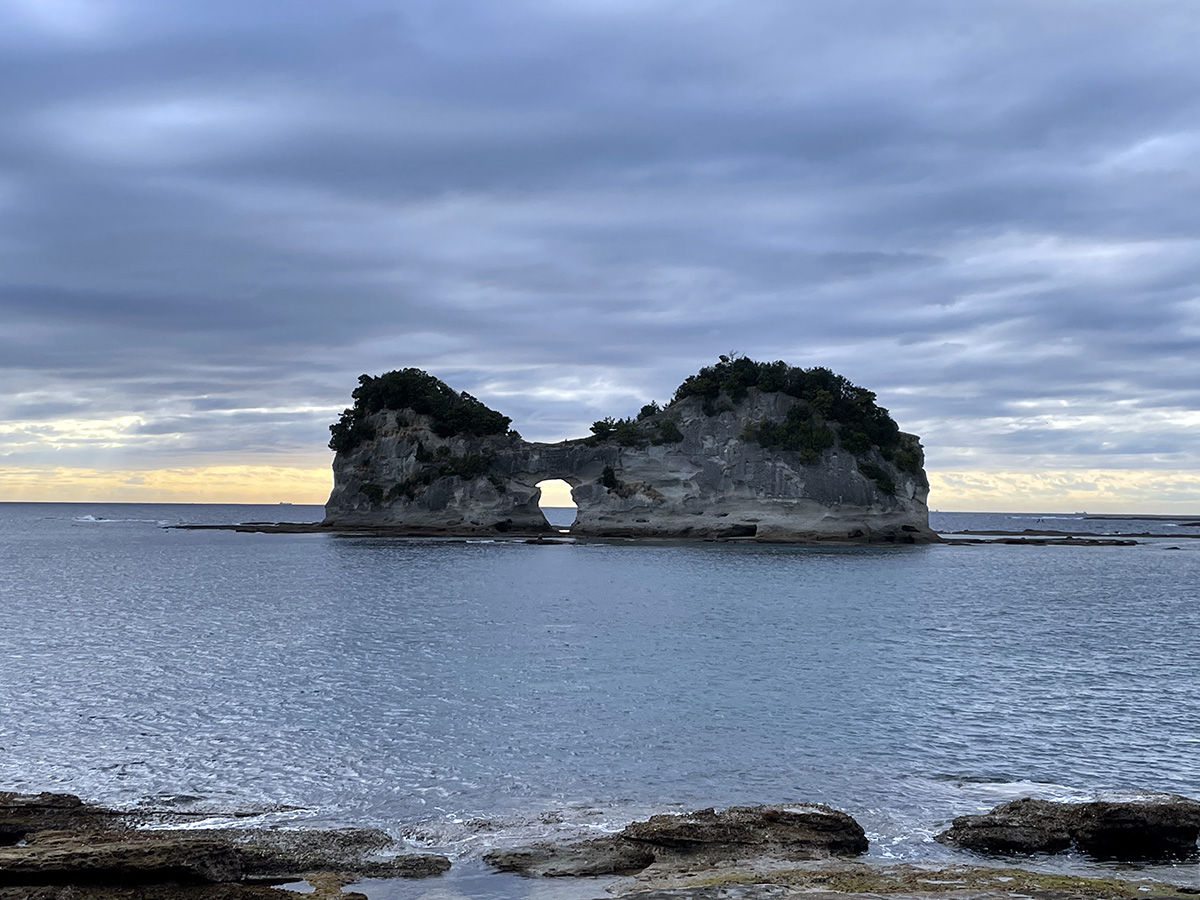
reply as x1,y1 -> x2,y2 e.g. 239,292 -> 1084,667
1073,799 -> 1200,858
934,809 -> 1073,855
483,804 -> 867,879
0,832 -> 244,885
0,792 -> 117,845
0,887 -> 290,900
612,862 -> 1200,900
0,790 -> 449,892
484,836 -> 655,877
618,887 -> 794,900
623,805 -> 868,859
200,827 -> 449,879
936,796 -> 1200,859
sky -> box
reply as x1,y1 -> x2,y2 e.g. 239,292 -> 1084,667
2,0 -> 1199,512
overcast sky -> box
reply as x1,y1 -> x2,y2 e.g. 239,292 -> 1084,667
2,0 -> 1199,509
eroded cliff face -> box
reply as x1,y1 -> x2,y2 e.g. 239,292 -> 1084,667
323,388 -> 935,543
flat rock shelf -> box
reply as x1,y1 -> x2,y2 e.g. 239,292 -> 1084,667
3,794 -> 1200,899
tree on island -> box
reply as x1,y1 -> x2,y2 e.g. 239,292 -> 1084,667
329,368 -> 512,452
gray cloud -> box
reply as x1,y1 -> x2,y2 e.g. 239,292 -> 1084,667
3,0 -> 1200,490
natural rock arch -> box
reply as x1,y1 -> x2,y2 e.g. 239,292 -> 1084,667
323,358 -> 936,543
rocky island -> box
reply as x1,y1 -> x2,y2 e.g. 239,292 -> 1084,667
322,356 -> 936,543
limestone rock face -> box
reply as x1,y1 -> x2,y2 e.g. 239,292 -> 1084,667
324,389 -> 935,543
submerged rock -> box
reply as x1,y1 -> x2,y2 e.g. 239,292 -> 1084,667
936,796 -> 1200,859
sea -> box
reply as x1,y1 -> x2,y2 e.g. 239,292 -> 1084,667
1,502 -> 1198,897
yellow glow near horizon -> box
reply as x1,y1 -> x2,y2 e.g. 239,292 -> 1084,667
0,465 -> 332,504
2,465 -> 1199,514
536,478 -> 577,507
928,470 -> 1200,514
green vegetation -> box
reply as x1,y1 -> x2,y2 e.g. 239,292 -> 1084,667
599,466 -> 620,490
857,461 -> 896,495
590,413 -> 686,447
589,416 -> 644,446
583,356 -> 919,475
358,482 -> 384,503
651,418 -> 684,444
331,360 -> 923,488
330,368 -> 511,453
672,355 -> 920,472
748,405 -> 835,464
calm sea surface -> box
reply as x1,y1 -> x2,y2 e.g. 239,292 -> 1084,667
1,503 -> 1198,894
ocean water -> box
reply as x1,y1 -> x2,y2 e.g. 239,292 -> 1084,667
1,503 -> 1198,895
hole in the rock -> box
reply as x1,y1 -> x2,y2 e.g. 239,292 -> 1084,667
536,479 -> 577,531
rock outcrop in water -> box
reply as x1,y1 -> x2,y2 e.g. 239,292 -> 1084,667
936,796 -> 1200,859
483,804 -> 868,877
0,791 -> 449,898
322,357 -> 935,543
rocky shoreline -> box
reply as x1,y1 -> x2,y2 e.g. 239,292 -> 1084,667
0,791 -> 448,899
166,520 -> 933,544
3,792 -> 1199,899
167,521 -> 1170,548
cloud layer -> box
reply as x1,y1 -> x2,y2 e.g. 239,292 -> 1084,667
3,0 -> 1199,507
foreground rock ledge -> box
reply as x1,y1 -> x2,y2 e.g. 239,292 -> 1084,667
484,804 -> 868,877
608,862 -> 1200,900
0,792 -> 449,898
936,796 -> 1200,859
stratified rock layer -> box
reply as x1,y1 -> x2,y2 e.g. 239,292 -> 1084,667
323,389 -> 934,543
1,793 -> 119,845
0,834 -> 245,887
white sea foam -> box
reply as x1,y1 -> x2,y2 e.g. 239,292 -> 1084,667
73,515 -> 169,524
